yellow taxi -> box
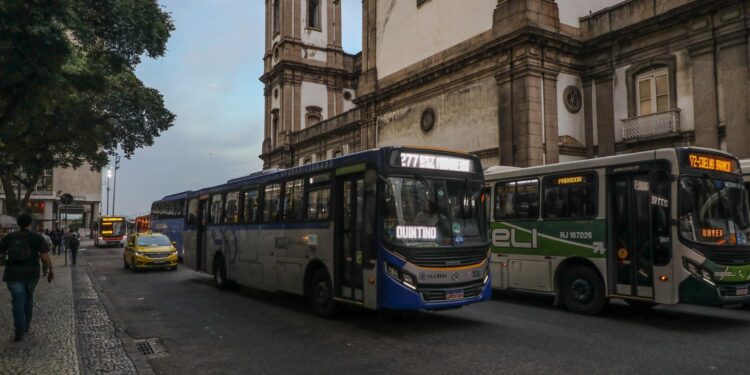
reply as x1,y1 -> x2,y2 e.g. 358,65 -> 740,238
123,232 -> 178,272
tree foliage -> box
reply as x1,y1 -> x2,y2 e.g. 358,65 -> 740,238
0,0 -> 175,216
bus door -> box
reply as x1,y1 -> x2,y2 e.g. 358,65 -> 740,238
335,173 -> 365,302
609,171 -> 655,300
197,197 -> 208,272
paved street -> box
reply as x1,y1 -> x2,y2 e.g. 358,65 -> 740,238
80,246 -> 750,375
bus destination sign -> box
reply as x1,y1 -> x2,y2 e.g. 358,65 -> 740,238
398,152 -> 473,173
687,153 -> 735,173
102,217 -> 124,222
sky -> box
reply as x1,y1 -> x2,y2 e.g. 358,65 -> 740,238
108,0 -> 619,217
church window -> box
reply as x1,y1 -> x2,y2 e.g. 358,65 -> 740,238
636,69 -> 669,116
273,0 -> 280,35
308,0 -> 321,30
563,86 -> 582,114
305,106 -> 323,128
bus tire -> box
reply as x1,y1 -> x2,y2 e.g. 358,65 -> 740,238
561,265 -> 605,315
310,268 -> 339,319
213,255 -> 230,290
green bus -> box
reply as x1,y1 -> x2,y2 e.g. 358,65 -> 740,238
486,147 -> 750,314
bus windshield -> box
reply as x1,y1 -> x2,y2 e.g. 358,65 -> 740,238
679,176 -> 750,246
101,221 -> 126,237
383,176 -> 487,248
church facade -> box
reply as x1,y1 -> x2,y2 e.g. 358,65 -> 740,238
260,0 -> 750,170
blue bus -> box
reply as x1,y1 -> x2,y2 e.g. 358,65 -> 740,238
160,147 -> 491,317
150,191 -> 189,259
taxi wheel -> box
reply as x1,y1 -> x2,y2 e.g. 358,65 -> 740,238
130,259 -> 139,273
170,264 -> 178,271
123,257 -> 129,270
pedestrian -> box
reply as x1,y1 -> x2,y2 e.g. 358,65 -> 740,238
68,232 -> 80,265
51,229 -> 60,255
0,214 -> 54,342
40,230 -> 53,276
58,229 -> 67,256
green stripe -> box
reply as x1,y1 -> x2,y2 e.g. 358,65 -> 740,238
336,163 -> 365,176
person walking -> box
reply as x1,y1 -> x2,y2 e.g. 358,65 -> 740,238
68,232 -> 80,265
51,229 -> 61,255
40,230 -> 53,276
0,214 -> 54,342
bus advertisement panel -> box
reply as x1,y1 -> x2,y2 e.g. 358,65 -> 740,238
486,147 -> 750,314
94,216 -> 128,247
158,147 -> 491,317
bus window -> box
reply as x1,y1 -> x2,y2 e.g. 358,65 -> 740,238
263,184 -> 282,222
306,187 -> 331,220
187,199 -> 199,225
243,189 -> 259,223
225,191 -> 240,224
284,180 -> 304,222
494,179 -> 539,220
210,194 -> 224,224
543,173 -> 596,219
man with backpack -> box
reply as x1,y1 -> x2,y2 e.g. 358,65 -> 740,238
68,231 -> 80,265
0,214 -> 54,342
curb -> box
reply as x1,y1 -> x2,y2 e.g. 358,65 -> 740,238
81,258 -> 156,375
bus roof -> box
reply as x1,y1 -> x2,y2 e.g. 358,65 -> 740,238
485,147 -> 738,181
179,146 -> 481,199
155,191 -> 191,203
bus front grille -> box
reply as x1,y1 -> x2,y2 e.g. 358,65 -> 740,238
409,251 -> 486,268
705,250 -> 750,266
420,282 -> 484,302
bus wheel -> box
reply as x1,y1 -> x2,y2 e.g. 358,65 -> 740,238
310,269 -> 339,319
213,256 -> 230,290
562,266 -> 605,315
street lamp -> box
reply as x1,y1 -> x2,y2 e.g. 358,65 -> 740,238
112,154 -> 121,215
106,167 -> 112,215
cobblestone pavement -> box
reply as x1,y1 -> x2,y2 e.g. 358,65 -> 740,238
73,265 -> 137,374
0,240 -> 141,374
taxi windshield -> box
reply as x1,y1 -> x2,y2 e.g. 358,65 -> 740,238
137,235 -> 171,247
679,176 -> 750,246
382,176 -> 487,248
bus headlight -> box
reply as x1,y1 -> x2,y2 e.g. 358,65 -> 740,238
683,258 -> 715,286
483,267 -> 490,284
384,261 -> 417,290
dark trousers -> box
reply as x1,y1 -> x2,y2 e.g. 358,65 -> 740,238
70,247 -> 78,265
6,278 -> 39,336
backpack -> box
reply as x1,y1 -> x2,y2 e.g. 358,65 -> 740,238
7,231 -> 32,263
70,236 -> 80,248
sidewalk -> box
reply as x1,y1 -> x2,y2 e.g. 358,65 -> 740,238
0,243 -> 142,374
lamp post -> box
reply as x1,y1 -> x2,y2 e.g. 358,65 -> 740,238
106,168 -> 112,215
112,154 -> 121,215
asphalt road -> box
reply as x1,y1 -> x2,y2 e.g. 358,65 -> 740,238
81,246 -> 750,375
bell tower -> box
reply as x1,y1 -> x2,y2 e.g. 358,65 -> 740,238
261,0 -> 356,169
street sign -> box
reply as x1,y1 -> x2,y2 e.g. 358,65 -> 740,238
60,193 -> 74,205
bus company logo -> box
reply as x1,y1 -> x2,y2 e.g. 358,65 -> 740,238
419,272 -> 448,281
492,228 -> 538,249
451,272 -> 460,281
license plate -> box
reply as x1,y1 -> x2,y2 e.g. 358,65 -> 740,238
445,290 -> 464,300
151,261 -> 165,265
737,287 -> 748,296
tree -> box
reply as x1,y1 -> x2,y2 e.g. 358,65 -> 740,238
0,0 -> 175,216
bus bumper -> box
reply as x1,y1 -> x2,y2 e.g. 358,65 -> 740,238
678,277 -> 750,306
378,267 -> 492,310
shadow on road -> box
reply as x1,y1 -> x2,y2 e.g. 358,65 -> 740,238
183,275 -> 488,334
491,289 -> 749,332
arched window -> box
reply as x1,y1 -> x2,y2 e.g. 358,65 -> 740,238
273,0 -> 280,34
308,0 -> 320,29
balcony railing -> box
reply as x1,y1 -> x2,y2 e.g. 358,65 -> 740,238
621,109 -> 680,141
292,109 -> 361,144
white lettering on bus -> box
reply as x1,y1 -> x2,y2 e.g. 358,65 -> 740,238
492,228 -> 538,249
396,226 -> 437,240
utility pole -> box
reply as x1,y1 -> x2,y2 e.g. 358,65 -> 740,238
112,154 -> 121,215
106,168 -> 112,215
